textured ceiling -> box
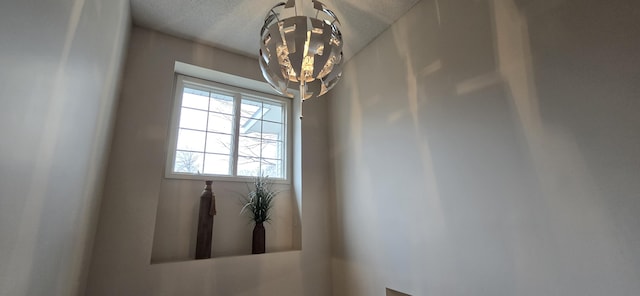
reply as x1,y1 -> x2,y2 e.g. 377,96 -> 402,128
130,0 -> 421,61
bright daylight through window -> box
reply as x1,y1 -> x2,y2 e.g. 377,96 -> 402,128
167,75 -> 289,180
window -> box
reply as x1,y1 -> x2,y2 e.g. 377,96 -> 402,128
166,74 -> 290,181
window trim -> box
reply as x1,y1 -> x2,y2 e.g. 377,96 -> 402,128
165,74 -> 292,183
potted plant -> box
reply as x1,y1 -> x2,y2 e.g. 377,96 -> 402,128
241,176 -> 277,254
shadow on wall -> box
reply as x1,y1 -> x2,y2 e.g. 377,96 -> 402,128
519,0 -> 640,284
329,0 -> 640,295
0,0 -> 129,295
331,0 -> 519,294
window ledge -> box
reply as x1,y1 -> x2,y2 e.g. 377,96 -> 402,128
164,173 -> 291,185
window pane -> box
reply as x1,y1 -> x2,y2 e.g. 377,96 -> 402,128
182,88 -> 210,110
174,151 -> 203,174
262,121 -> 283,141
261,140 -> 282,159
203,154 -> 230,175
170,77 -> 289,180
237,156 -> 260,177
209,93 -> 234,114
239,119 -> 262,138
262,102 -> 283,123
261,159 -> 283,178
177,129 -> 205,151
179,108 -> 207,130
207,112 -> 234,134
240,99 -> 262,119
238,136 -> 262,157
205,133 -> 232,154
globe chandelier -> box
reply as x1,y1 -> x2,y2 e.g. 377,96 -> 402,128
259,0 -> 344,103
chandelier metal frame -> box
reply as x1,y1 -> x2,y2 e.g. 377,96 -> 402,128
259,0 -> 344,101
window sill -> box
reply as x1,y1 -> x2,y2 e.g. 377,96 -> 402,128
164,173 -> 291,185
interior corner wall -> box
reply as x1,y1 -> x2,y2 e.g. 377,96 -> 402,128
0,1 -> 130,295
85,26 -> 332,296
328,0 -> 640,295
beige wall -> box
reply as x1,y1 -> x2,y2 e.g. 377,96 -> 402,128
85,26 -> 332,296
0,0 -> 130,295
328,0 -> 640,295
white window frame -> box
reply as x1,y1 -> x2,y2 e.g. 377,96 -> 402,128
165,74 -> 292,183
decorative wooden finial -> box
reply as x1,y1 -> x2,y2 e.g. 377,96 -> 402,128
206,181 -> 216,216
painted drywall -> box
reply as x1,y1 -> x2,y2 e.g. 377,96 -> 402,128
328,0 -> 640,295
0,1 -> 130,295
85,26 -> 332,296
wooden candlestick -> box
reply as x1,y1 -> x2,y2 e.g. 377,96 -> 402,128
195,181 -> 216,259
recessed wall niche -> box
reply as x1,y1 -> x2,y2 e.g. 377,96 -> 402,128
150,178 -> 301,264
386,288 -> 411,296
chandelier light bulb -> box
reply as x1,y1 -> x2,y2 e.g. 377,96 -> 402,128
259,0 -> 344,101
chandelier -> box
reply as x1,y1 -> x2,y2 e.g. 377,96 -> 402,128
259,0 -> 344,101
